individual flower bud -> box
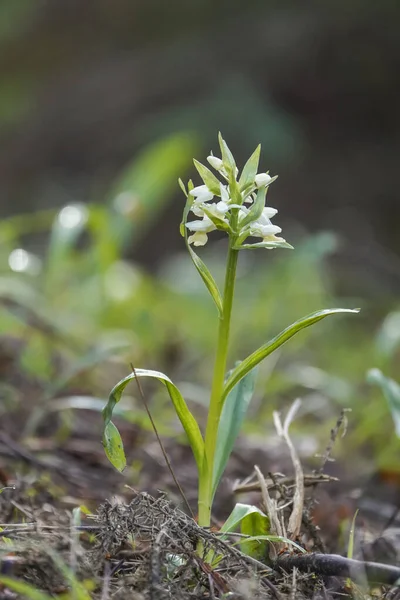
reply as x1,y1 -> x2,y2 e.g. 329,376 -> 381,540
255,173 -> 272,188
207,155 -> 224,171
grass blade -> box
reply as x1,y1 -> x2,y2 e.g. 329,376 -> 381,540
0,577 -> 54,600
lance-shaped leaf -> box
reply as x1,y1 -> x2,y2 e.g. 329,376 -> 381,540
201,206 -> 231,233
218,132 -> 236,176
103,421 -> 126,472
229,175 -> 243,206
103,369 -> 205,471
237,185 -> 267,230
178,178 -> 188,197
180,196 -> 223,316
238,145 -> 261,190
234,240 -> 294,250
221,308 -> 360,403
367,369 -> 400,437
193,160 -> 221,195
212,368 -> 258,497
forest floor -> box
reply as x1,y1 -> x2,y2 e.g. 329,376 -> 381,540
0,408 -> 400,599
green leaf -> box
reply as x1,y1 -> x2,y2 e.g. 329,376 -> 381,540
347,509 -> 359,560
220,503 -> 268,534
212,368 -> 258,497
235,535 -> 305,554
367,369 -> 400,437
218,132 -> 236,176
180,196 -> 223,316
237,186 -> 267,230
229,175 -> 243,205
178,178 -> 188,197
102,369 -> 205,470
102,421 -> 126,472
240,506 -> 270,560
186,244 -> 223,316
234,240 -> 294,250
220,503 -> 304,552
193,159 -> 221,195
201,206 -> 231,232
238,145 -> 260,190
222,308 -> 360,402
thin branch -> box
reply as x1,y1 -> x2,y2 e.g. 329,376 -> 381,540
233,473 -> 338,495
273,399 -> 304,539
254,465 -> 283,538
316,409 -> 350,475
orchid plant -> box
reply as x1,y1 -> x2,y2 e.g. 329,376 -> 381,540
102,133 -> 358,529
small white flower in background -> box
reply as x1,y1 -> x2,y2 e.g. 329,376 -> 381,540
186,216 -> 217,247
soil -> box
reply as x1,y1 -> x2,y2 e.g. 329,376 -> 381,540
1,406 -> 400,599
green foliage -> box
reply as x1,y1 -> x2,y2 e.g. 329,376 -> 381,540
220,503 -> 269,536
212,368 -> 258,497
103,420 -> 127,471
238,144 -> 261,191
0,132 -> 199,434
0,577 -> 54,600
367,369 -> 400,438
220,503 -> 304,557
239,506 -> 271,560
222,308 -> 359,403
103,368 -> 205,471
1,131 -> 399,513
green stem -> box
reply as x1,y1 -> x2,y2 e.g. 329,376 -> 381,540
198,240 -> 239,527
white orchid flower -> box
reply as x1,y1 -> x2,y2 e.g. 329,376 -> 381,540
191,199 -> 230,220
186,216 -> 217,247
248,207 -> 284,242
182,137 -> 289,248
189,184 -> 214,204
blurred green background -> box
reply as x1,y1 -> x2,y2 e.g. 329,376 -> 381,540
0,1 -> 399,477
